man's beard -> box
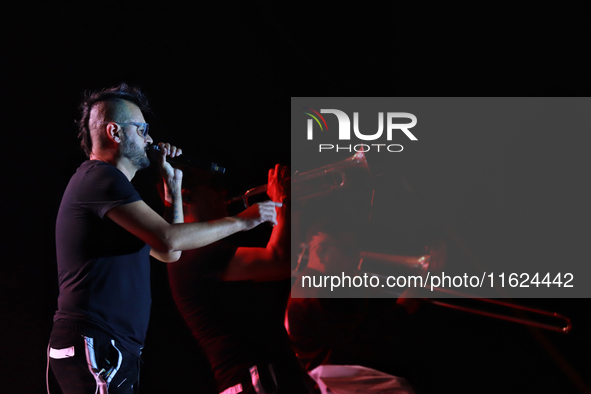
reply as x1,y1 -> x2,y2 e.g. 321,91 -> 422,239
121,136 -> 150,170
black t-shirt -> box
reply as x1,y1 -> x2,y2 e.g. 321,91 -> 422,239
168,242 -> 309,393
54,160 -> 151,355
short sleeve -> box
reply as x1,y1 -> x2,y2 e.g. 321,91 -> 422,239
76,162 -> 142,218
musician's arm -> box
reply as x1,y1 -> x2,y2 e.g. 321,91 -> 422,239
222,202 -> 290,281
222,164 -> 290,281
150,169 -> 184,262
106,199 -> 280,263
129,143 -> 276,262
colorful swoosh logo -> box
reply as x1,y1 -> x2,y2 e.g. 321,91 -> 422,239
303,107 -> 329,131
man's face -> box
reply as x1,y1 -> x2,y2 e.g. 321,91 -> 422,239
119,102 -> 152,170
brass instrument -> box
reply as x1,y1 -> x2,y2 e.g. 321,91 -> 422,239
234,152 -> 572,334
227,151 -> 371,208
426,287 -> 572,334
357,248 -> 572,334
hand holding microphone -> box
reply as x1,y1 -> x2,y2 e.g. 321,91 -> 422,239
154,142 -> 183,204
147,144 -> 226,174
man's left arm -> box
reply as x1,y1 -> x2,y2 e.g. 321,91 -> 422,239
150,143 -> 184,263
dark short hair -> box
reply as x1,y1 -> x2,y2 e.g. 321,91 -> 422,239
77,82 -> 150,157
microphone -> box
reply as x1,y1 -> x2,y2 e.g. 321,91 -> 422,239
147,145 -> 226,174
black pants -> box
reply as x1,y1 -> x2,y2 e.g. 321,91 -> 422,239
48,322 -> 140,394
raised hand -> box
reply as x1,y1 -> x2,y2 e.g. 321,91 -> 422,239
267,164 -> 290,204
157,142 -> 183,203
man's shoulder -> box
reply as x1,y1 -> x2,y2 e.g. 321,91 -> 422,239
77,160 -> 123,176
70,160 -> 129,186
64,160 -> 139,208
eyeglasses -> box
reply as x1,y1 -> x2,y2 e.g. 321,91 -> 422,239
100,121 -> 150,138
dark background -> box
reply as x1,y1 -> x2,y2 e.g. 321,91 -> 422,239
1,1 -> 591,394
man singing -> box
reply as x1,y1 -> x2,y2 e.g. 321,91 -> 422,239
48,83 -> 280,394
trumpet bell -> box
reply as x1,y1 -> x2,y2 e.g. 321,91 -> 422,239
292,151 -> 371,203
228,151 -> 374,209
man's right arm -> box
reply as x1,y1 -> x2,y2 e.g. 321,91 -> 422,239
105,199 -> 281,260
